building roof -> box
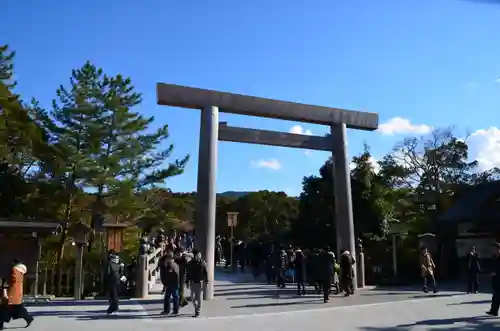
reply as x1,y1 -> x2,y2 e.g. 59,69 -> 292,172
0,218 -> 61,235
439,180 -> 500,224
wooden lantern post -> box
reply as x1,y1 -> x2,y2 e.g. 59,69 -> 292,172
69,222 -> 91,300
102,222 -> 130,253
226,212 -> 239,269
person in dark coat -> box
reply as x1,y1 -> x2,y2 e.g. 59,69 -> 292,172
487,243 -> 500,316
340,249 -> 355,296
276,249 -> 287,289
294,249 -> 307,295
159,252 -> 180,316
265,251 -> 275,284
186,249 -> 208,317
174,249 -> 188,307
104,251 -> 125,314
466,245 -> 481,293
307,249 -> 321,293
318,248 -> 335,303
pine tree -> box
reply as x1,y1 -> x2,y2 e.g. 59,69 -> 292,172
0,45 -> 56,217
75,63 -> 189,219
49,62 -> 108,294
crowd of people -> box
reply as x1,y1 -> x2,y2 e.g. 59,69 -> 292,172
144,233 -> 360,317
2,231 -> 500,327
215,237 -> 357,298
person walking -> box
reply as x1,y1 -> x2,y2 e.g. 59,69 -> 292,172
487,243 -> 500,316
0,261 -> 33,330
159,252 -> 180,316
467,245 -> 481,293
104,250 -> 125,315
319,248 -> 335,303
174,248 -> 189,307
339,249 -> 355,296
276,249 -> 287,289
420,247 -> 437,293
294,249 -> 307,296
186,249 -> 208,317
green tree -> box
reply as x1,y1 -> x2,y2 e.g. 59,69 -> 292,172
46,62 -> 189,293
350,144 -> 393,237
0,45 -> 50,172
49,63 -> 108,294
0,45 -> 58,218
72,63 -> 189,211
292,160 -> 336,248
381,128 -> 500,233
216,191 -> 298,241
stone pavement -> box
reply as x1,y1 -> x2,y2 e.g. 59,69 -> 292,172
11,273 -> 500,331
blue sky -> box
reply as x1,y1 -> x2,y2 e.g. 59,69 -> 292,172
3,0 -> 500,196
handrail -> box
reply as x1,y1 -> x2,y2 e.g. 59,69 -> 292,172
134,244 -> 165,298
147,246 -> 164,288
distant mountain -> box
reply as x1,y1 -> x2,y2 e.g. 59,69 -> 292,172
217,191 -> 252,198
217,191 -> 299,199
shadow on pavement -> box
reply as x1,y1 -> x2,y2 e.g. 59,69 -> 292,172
30,308 -> 146,317
231,299 -> 323,309
360,316 -> 499,331
369,282 -> 472,294
215,287 -> 298,297
215,285 -> 268,291
63,312 -> 196,321
410,293 -> 458,299
33,309 -> 198,321
26,298 -> 159,307
225,294 -> 300,300
360,292 -> 421,296
214,268 -> 270,283
362,292 -> 458,299
448,299 -> 491,306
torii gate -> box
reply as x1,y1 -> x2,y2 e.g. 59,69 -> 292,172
156,83 -> 379,300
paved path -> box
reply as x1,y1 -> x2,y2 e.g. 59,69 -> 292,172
10,273 -> 500,331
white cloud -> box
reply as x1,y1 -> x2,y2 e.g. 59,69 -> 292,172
289,125 -> 312,135
369,157 -> 381,173
378,117 -> 432,136
251,158 -> 282,170
289,125 -> 313,155
349,157 -> 380,173
468,127 -> 500,171
495,78 -> 500,83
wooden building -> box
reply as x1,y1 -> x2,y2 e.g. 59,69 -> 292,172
0,219 -> 61,294
438,180 -> 500,275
